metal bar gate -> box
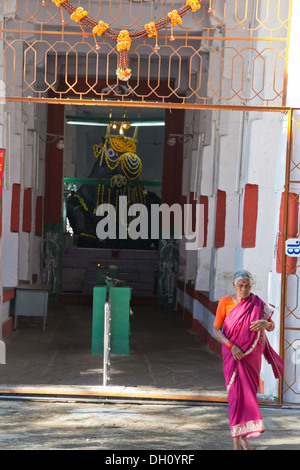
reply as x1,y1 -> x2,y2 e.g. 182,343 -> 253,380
279,108 -> 300,405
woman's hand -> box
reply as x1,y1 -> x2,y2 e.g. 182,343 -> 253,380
250,319 -> 272,332
231,344 -> 245,360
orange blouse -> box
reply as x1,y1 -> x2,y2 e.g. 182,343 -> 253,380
214,296 -> 237,329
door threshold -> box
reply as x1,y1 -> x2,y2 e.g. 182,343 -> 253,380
0,386 -> 229,405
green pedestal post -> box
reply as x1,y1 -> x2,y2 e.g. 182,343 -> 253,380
95,267 -> 108,285
109,287 -> 131,355
92,286 -> 131,356
91,286 -> 107,355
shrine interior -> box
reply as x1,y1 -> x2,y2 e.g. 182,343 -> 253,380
61,105 -> 173,306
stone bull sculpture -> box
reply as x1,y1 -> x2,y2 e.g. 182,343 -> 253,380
66,130 -> 161,249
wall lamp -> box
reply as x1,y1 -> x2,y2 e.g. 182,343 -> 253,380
167,133 -> 193,146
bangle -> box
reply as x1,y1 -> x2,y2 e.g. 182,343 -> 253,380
226,341 -> 234,350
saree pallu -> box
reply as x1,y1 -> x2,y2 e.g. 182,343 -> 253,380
222,294 -> 283,439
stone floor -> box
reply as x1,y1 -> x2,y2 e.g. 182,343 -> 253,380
0,302 -> 226,399
1,301 -> 300,451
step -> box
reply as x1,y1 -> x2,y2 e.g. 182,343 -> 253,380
62,247 -> 159,296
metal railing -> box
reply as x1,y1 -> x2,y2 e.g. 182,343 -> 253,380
0,0 -> 291,107
103,287 -> 111,387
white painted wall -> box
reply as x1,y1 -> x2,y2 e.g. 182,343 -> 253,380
0,2 -> 48,329
178,0 -> 289,399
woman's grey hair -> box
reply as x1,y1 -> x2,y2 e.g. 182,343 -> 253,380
233,270 -> 254,285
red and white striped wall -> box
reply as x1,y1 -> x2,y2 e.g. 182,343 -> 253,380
0,185 -> 44,337
176,184 -> 262,357
176,279 -> 221,355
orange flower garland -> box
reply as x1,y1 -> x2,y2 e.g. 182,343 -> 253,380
167,10 -> 183,26
93,20 -> 109,37
49,0 -> 206,81
145,22 -> 157,39
117,30 -> 132,52
70,7 -> 88,23
186,0 -> 201,12
52,0 -> 69,6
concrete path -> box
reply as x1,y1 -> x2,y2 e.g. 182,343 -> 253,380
1,303 -> 300,452
0,398 -> 299,451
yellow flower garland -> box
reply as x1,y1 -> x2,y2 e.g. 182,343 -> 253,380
120,153 -> 142,180
145,22 -> 157,38
104,150 -> 120,170
168,10 -> 182,26
74,194 -> 89,211
70,7 -> 88,23
93,20 -> 109,37
51,0 -> 204,81
117,30 -> 132,52
186,0 -> 201,12
110,136 -> 137,154
52,0 -> 69,7
93,143 -> 104,159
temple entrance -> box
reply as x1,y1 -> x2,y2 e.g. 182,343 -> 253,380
44,102 -> 185,309
1,0 -> 295,404
1,105 -> 290,404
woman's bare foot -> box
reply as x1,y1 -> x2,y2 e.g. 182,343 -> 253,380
232,436 -> 255,450
232,437 -> 241,450
240,436 -> 254,450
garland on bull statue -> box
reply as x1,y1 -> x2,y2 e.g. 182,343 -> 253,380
93,129 -> 146,220
49,0 -> 204,81
66,125 -> 161,249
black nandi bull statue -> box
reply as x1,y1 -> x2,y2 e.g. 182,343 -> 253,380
66,127 -> 161,249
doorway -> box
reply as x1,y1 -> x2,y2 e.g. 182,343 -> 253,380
61,105 -> 164,298
6,107 -> 284,403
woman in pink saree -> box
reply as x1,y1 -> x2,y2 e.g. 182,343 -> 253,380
213,270 -> 283,450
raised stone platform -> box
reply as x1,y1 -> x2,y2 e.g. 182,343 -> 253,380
62,247 -> 159,298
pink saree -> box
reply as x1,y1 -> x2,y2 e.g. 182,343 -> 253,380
222,293 -> 283,439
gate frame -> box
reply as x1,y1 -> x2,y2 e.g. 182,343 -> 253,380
3,95 -> 294,404
279,107 -> 300,405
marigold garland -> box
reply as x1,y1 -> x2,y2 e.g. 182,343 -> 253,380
117,30 -> 132,52
186,0 -> 201,12
93,143 -> 103,159
70,7 -> 88,23
104,150 -> 120,170
168,10 -> 182,26
120,153 -> 142,180
74,194 -> 88,212
145,22 -> 157,38
53,0 -> 69,6
93,20 -> 109,37
49,0 -> 205,81
110,135 -> 137,154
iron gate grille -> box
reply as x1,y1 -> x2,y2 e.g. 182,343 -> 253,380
280,109 -> 300,404
0,0 -> 290,106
